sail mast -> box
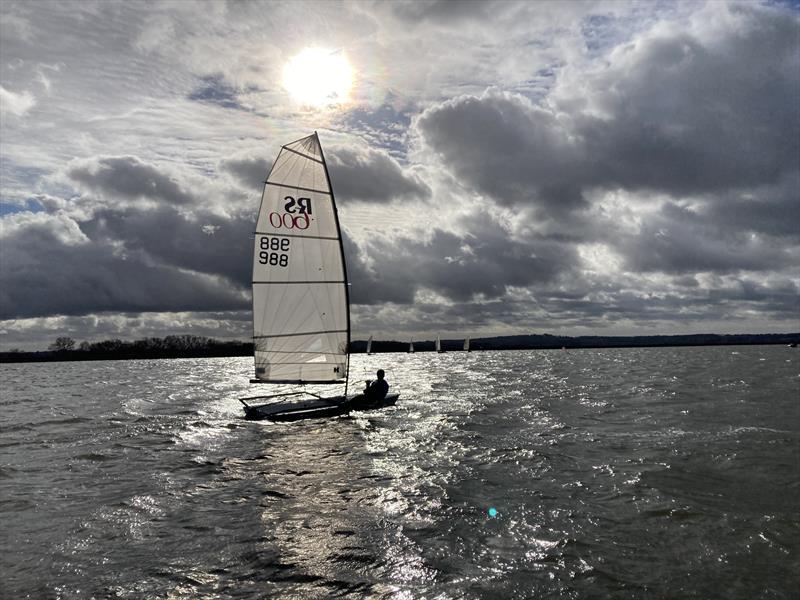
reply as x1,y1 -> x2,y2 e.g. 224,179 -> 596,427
315,131 -> 351,397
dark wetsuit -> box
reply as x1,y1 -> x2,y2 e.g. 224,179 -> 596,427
365,378 -> 389,401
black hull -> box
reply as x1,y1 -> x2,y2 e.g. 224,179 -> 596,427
347,393 -> 399,412
243,393 -> 399,422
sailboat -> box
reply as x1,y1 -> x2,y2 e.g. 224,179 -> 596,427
239,133 -> 398,421
366,335 -> 373,355
408,338 -> 414,353
463,336 -> 470,352
436,335 -> 445,353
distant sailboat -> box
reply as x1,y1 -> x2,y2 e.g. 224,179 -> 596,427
239,133 -> 398,421
366,335 -> 373,355
463,337 -> 470,352
436,335 -> 445,353
408,338 -> 415,353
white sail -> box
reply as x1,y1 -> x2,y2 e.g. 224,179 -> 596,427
251,133 -> 349,383
464,337 -> 470,352
409,338 -> 414,353
436,335 -> 441,353
366,335 -> 372,355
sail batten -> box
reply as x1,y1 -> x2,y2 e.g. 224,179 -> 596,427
265,181 -> 332,195
253,232 -> 340,241
252,280 -> 347,285
251,133 -> 349,384
281,146 -> 324,164
254,328 -> 348,339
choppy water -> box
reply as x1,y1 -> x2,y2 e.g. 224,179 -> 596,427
1,346 -> 798,599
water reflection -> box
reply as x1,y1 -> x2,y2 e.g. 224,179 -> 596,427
2,348 -> 798,598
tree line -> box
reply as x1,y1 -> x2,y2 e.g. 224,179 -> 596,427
2,332 -> 797,364
2,335 -> 253,363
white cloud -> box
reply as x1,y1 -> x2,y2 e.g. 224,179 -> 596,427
1,0 -> 798,345
0,85 -> 35,116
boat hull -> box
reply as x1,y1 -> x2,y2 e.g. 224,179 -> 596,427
347,393 -> 399,412
243,393 -> 399,422
243,397 -> 347,422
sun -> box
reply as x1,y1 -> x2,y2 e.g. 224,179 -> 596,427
282,48 -> 354,108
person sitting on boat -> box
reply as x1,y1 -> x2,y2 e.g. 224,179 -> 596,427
363,369 -> 389,401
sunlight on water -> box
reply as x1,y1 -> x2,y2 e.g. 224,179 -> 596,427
1,348 -> 799,598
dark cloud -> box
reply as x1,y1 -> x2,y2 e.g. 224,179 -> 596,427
416,4 -> 799,207
347,211 -> 579,305
221,145 -> 429,205
705,277 -> 799,316
354,272 -> 800,339
614,201 -> 794,275
67,156 -> 197,205
220,156 -> 271,190
575,5 -> 799,196
414,3 -> 799,288
344,232 -> 415,305
79,204 -> 254,287
416,93 -> 583,213
378,273 -> 800,334
3,161 -> 257,326
2,147 -> 434,320
328,145 -> 430,203
702,174 -> 800,241
0,214 -> 247,319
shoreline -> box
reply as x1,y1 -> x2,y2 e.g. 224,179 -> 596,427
2,333 -> 797,364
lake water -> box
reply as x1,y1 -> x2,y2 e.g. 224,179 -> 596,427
1,346 -> 798,599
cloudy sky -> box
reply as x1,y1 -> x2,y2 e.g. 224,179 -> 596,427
1,0 -> 798,349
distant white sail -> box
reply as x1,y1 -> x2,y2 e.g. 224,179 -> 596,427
251,133 -> 348,383
464,337 -> 470,352
366,335 -> 372,355
409,338 -> 414,353
436,335 -> 442,353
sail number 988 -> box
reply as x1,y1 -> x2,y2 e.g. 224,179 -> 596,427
259,236 -> 290,267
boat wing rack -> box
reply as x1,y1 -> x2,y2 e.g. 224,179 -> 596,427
239,390 -> 325,408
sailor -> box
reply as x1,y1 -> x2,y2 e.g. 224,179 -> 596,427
364,369 -> 389,401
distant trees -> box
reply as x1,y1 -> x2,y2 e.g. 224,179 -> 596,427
2,332 -> 800,365
88,339 -> 125,354
38,334 -> 253,360
49,336 -> 76,352
42,335 -> 250,356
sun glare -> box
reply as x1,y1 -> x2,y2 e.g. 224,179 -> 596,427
282,48 -> 354,108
